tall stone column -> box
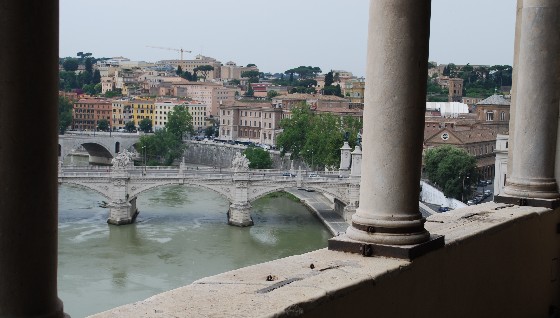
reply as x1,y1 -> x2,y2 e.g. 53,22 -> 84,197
345,0 -> 432,245
0,1 -> 65,317
504,0 -> 560,199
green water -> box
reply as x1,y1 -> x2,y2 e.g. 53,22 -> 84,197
58,184 -> 331,317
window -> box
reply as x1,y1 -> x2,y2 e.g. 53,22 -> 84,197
486,112 -> 494,121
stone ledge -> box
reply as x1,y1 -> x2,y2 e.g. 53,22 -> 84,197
89,202 -> 557,318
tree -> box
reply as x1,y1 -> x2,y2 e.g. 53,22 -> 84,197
243,147 -> 272,169
97,119 -> 109,131
245,84 -> 254,97
58,96 -> 73,134
267,90 -> 279,100
241,70 -> 260,78
193,65 -> 214,80
181,70 -> 196,82
246,63 -> 256,67
139,118 -> 153,132
166,105 -> 194,140
276,103 -> 362,169
204,126 -> 216,138
92,70 -> 101,84
136,129 -> 184,166
324,71 -> 334,87
62,58 -> 79,72
176,65 -> 183,76
229,79 -> 241,86
424,145 -> 477,201
85,58 -> 93,74
125,121 -> 136,132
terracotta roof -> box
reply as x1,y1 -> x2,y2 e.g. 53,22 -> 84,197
477,95 -> 510,106
274,93 -> 350,102
453,129 -> 498,143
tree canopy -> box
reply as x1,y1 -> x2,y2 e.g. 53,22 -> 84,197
125,121 -> 136,132
139,118 -> 153,132
97,119 -> 109,131
424,145 -> 477,201
58,96 -> 73,134
243,147 -> 272,169
276,103 -> 362,170
137,129 -> 185,166
166,105 -> 194,140
193,65 -> 214,80
62,59 -> 79,72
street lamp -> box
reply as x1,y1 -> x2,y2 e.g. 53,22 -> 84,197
141,146 -> 147,175
462,174 -> 470,202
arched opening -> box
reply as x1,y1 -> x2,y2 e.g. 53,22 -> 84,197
115,142 -> 120,153
58,144 -> 61,157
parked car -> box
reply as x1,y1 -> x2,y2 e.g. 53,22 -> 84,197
467,200 -> 475,206
308,173 -> 319,178
282,172 -> 296,177
438,206 -> 450,212
486,180 -> 493,185
484,189 -> 492,196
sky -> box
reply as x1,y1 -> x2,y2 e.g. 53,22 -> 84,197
60,0 -> 516,77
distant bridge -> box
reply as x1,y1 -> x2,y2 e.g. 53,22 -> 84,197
58,164 -> 360,227
58,132 -> 141,165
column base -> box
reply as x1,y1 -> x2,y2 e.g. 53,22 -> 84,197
503,178 -> 560,200
494,194 -> 560,209
328,233 -> 444,260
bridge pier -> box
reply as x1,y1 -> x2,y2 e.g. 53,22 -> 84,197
228,172 -> 254,227
107,197 -> 138,225
228,202 -> 253,227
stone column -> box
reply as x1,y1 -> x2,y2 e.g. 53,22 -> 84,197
504,0 -> 560,199
345,0 -> 431,245
0,1 -> 65,317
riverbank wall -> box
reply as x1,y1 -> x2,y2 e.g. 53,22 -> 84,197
183,141 -> 307,170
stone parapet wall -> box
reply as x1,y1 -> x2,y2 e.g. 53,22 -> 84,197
89,203 -> 560,317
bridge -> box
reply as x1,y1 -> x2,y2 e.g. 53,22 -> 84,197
58,151 -> 360,227
58,132 -> 141,165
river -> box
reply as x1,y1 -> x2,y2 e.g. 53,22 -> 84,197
58,183 -> 332,317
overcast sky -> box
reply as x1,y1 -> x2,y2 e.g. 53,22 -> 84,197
60,0 -> 516,77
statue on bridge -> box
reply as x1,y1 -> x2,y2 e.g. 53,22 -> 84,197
232,152 -> 250,173
111,149 -> 133,170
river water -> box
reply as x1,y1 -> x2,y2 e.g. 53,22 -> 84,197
58,182 -> 331,317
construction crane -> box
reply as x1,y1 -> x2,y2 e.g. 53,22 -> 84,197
146,45 -> 192,61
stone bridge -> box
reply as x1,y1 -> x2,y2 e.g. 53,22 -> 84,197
58,162 -> 360,227
58,132 -> 141,165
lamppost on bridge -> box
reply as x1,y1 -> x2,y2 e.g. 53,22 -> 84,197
306,149 -> 314,173
142,145 -> 147,175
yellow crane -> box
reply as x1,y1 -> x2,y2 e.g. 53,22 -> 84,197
146,45 -> 192,61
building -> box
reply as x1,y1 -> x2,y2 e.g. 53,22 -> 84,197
271,93 -> 352,119
72,98 -> 112,131
129,98 -> 155,129
448,78 -> 463,102
220,61 -> 258,80
218,102 -> 282,145
343,78 -> 365,109
158,55 -> 222,80
424,128 -> 498,180
475,94 -> 511,133
186,101 -> 209,133
111,98 -> 129,131
171,82 -> 235,117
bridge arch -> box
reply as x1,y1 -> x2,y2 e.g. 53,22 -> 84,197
58,180 -> 112,200
248,183 -> 349,206
128,179 -> 232,204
